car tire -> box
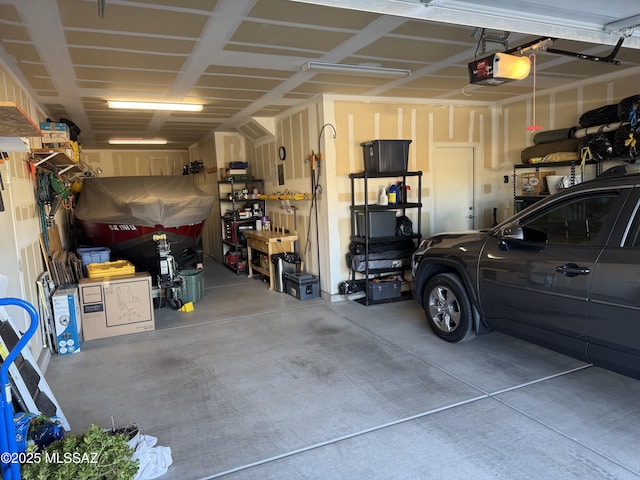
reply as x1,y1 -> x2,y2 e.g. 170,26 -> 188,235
423,273 -> 474,343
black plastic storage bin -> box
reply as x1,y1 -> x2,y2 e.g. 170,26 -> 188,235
356,211 -> 397,238
284,272 -> 319,300
360,139 -> 411,173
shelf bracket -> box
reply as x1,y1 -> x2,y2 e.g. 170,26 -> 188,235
33,153 -> 57,167
59,165 -> 76,175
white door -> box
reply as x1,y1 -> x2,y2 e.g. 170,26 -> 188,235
432,146 -> 475,234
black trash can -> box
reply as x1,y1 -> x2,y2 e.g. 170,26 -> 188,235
272,252 -> 302,293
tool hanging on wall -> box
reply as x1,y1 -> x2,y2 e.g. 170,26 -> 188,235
0,152 -> 7,212
304,150 -> 321,258
47,173 -> 70,218
36,171 -> 71,254
305,123 -> 336,296
36,170 -> 72,224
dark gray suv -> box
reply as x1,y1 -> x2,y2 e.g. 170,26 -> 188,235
412,164 -> 640,380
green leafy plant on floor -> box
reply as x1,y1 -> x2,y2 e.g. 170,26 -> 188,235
21,423 -> 139,480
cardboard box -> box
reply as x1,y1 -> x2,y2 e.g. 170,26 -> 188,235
521,171 -> 555,195
51,285 -> 82,355
41,130 -> 70,143
39,122 -> 69,132
39,122 -> 70,143
78,273 -> 155,341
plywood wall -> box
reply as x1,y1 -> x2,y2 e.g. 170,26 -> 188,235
0,65 -> 48,359
81,149 -> 190,177
500,75 -> 640,190
327,97 -> 497,293
188,131 -> 252,262
501,76 -> 640,149
249,96 -> 503,295
189,131 -> 218,261
250,100 -> 323,277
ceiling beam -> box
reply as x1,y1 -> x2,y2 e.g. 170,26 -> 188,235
285,0 -> 640,49
218,13 -> 409,130
15,0 -> 93,138
605,14 -> 640,33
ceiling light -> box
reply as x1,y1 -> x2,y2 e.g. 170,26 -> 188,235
468,52 -> 531,86
302,61 -> 411,78
107,101 -> 203,112
108,138 -> 168,145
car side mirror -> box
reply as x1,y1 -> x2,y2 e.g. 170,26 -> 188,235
498,224 -> 524,251
499,224 -> 547,251
500,225 -> 524,241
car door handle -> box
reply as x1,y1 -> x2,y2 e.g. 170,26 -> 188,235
555,263 -> 590,277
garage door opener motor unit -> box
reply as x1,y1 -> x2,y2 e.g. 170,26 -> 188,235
468,52 -> 530,86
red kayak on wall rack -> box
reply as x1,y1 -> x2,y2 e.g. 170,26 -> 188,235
74,175 -> 214,277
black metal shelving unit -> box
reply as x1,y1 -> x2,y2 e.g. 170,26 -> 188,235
512,159 -> 601,213
349,170 -> 422,306
218,178 -> 265,274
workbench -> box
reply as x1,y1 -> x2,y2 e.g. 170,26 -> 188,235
244,230 -> 298,290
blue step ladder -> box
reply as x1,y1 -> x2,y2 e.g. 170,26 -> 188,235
0,298 -> 39,480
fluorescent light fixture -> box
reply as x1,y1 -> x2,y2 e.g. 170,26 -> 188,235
107,100 -> 203,112
302,61 -> 411,78
108,138 -> 168,145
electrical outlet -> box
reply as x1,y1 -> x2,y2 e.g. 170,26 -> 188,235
503,175 -> 509,183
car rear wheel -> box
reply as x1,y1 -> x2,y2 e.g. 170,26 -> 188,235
423,273 -> 474,343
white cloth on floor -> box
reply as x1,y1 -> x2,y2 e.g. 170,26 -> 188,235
128,432 -> 173,480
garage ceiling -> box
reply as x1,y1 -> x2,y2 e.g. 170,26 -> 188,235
0,0 -> 639,149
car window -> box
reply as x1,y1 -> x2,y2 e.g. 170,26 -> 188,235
519,192 -> 619,246
624,200 -> 640,248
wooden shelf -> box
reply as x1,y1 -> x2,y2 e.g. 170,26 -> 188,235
32,150 -> 80,174
244,230 -> 298,290
257,193 -> 311,200
0,102 -> 42,137
514,160 -> 597,169
350,170 -> 422,179
351,202 -> 422,212
251,264 -> 269,277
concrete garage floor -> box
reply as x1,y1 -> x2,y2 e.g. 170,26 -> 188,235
45,259 -> 640,480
